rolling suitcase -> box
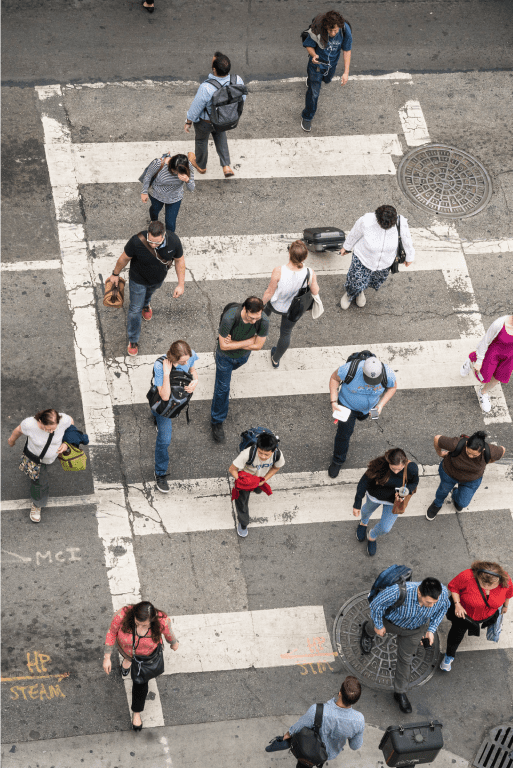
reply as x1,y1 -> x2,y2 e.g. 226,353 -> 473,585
379,721 -> 444,766
303,227 -> 345,253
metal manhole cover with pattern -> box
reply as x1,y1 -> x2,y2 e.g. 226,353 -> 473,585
397,144 -> 492,219
332,592 -> 439,692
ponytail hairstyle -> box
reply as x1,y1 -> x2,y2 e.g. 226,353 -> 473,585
169,153 -> 190,179
312,10 -> 345,46
34,408 -> 61,425
366,448 -> 408,485
166,340 -> 192,364
121,601 -> 166,643
466,430 -> 487,452
289,240 -> 308,266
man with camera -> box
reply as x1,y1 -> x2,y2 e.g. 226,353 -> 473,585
360,578 -> 449,713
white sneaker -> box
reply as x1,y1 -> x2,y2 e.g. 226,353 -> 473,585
478,388 -> 492,413
355,292 -> 366,308
30,503 -> 41,523
237,522 -> 248,538
340,293 -> 352,310
460,359 -> 471,377
440,655 -> 453,672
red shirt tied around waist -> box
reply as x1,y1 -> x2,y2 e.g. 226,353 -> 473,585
105,605 -> 178,659
448,568 -> 513,622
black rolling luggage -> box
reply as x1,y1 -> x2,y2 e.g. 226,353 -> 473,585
303,227 -> 345,253
379,721 -> 444,766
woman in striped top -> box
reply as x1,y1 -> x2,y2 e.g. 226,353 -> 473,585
141,153 -> 195,233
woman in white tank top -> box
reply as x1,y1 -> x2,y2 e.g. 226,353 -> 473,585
262,240 -> 320,368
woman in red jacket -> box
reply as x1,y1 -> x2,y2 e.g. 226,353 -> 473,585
103,601 -> 179,730
441,561 -> 512,671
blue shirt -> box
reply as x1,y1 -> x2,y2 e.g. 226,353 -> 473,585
289,698 -> 365,761
153,351 -> 199,386
337,361 -> 396,414
370,581 -> 450,634
303,24 -> 352,69
186,74 -> 247,123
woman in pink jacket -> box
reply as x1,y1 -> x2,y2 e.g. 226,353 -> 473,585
461,314 -> 513,413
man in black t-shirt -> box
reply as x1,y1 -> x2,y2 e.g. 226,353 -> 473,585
109,221 -> 185,356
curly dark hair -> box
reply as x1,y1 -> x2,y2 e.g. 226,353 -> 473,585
121,601 -> 167,643
365,448 -> 408,485
312,10 -> 345,46
375,205 -> 398,229
471,560 -> 510,589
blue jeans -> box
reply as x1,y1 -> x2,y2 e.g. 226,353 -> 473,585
302,59 -> 338,121
154,410 -> 173,476
149,195 -> 182,233
361,496 -> 396,539
127,279 -> 163,343
332,409 -> 368,465
434,463 -> 482,508
210,350 -> 251,424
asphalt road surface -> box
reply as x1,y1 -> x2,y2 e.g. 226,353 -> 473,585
2,2 -> 513,767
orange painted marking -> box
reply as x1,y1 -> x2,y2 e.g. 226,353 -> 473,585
1,673 -> 70,683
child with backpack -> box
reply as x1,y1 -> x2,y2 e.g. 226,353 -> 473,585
147,340 -> 199,493
228,428 -> 284,538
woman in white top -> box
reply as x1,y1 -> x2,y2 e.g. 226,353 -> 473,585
262,240 -> 320,368
340,205 -> 415,310
8,408 -> 73,523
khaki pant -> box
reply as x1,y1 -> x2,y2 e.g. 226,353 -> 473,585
365,617 -> 428,693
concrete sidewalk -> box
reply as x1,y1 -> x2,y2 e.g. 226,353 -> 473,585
2,716 -> 469,768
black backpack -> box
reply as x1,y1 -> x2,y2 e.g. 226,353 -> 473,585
219,303 -> 263,337
239,426 -> 281,465
146,357 -> 193,422
450,435 -> 491,464
207,75 -> 248,132
368,565 -> 413,616
343,350 -> 389,388
290,703 -> 328,767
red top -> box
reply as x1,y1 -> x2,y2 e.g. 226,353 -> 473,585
448,569 -> 513,621
105,605 -> 178,658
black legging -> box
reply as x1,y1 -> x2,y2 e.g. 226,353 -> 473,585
132,681 -> 148,713
446,601 -> 498,657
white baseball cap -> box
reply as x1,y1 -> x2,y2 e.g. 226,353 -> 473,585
362,357 -> 383,384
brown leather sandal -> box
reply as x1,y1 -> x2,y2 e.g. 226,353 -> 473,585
188,152 -> 206,174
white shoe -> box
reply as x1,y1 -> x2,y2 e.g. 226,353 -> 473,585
340,293 -> 352,310
30,503 -> 41,523
237,522 -> 248,538
355,292 -> 366,308
460,360 -> 471,377
440,655 -> 453,672
478,388 -> 492,413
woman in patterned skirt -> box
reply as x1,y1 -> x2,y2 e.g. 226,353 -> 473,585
339,205 -> 415,310
460,314 -> 513,413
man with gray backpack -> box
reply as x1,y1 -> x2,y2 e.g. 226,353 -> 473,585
184,51 -> 247,178
265,676 -> 365,766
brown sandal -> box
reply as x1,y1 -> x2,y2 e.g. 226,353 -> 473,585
188,152 -> 206,174
223,166 -> 235,178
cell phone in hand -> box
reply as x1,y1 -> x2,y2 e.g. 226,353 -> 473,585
421,637 -> 431,649
370,407 -> 379,420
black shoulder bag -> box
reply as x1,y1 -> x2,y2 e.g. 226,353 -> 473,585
131,628 -> 165,685
390,215 -> 406,274
290,703 -> 328,767
287,269 -> 314,322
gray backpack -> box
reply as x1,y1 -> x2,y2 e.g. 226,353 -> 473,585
207,75 -> 248,132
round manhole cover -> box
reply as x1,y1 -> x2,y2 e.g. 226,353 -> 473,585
397,144 -> 492,219
333,592 -> 439,691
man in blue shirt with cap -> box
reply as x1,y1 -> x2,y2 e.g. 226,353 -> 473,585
328,354 -> 397,477
301,10 -> 352,132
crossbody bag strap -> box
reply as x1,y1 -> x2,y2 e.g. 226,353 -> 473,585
26,430 -> 55,463
313,702 -> 323,735
474,575 -> 491,609
148,157 -> 166,188
138,232 -> 159,259
39,430 -> 55,461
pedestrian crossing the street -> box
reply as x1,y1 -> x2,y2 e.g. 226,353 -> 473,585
33,76 -> 513,730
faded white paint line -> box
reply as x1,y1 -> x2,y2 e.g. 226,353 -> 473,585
71,134 -> 403,184
1,260 -> 61,272
1,494 -> 98,511
162,606 -> 331,674
462,237 -> 513,255
90,225 -> 467,283
127,464 -> 512,537
399,100 -> 431,146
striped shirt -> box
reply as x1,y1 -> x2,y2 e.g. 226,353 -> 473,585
370,581 -> 450,633
141,156 -> 195,204
289,699 -> 365,761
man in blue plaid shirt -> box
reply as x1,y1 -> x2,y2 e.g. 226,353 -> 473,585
361,577 -> 449,714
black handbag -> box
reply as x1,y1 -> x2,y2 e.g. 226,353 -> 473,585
390,215 -> 406,274
131,629 -> 165,685
287,269 -> 314,322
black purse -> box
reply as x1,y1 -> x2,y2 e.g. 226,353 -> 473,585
390,215 -> 406,274
287,269 -> 314,322
131,629 -> 165,685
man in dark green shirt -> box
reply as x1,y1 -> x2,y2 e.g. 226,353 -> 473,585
211,297 -> 269,442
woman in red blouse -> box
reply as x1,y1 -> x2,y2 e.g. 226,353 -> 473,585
441,561 -> 512,672
103,601 -> 179,730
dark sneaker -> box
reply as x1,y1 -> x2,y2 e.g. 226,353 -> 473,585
301,118 -> 312,132
211,422 -> 226,443
426,501 -> 441,520
356,523 -> 367,542
142,305 -> 153,321
127,342 -> 139,356
452,495 -> 463,512
120,664 -> 131,678
394,692 -> 412,714
155,474 -> 169,493
360,621 -> 373,655
367,536 -> 377,556
271,347 -> 280,369
328,462 -> 342,479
